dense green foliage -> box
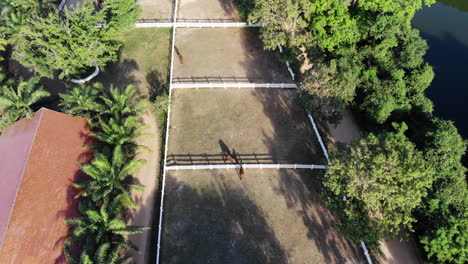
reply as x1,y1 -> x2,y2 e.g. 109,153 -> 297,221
0,0 -> 54,31
59,83 -> 103,118
0,77 -> 50,131
75,145 -> 145,208
62,83 -> 149,263
247,0 -> 436,124
298,57 -> 360,123
411,118 -> 468,263
0,28 -> 7,82
323,124 -> 434,246
3,0 -> 139,79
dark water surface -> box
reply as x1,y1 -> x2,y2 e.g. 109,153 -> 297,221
412,1 -> 468,138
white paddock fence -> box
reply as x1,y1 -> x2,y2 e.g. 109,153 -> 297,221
155,0 -> 180,262
170,83 -> 297,89
165,163 -> 326,171
71,61 -> 100,84
58,0 -> 67,12
135,22 -> 264,28
307,113 -> 330,162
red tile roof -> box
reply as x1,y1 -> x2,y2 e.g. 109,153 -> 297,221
0,108 -> 93,264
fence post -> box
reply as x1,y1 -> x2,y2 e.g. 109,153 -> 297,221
361,241 -> 373,264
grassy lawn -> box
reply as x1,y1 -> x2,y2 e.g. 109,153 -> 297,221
96,27 -> 171,97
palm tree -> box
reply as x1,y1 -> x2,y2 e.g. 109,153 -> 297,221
66,197 -> 148,243
66,240 -> 134,264
91,115 -> 148,146
0,77 -> 50,131
75,145 -> 145,208
65,199 -> 146,264
100,84 -> 149,120
59,83 -> 103,118
91,242 -> 133,264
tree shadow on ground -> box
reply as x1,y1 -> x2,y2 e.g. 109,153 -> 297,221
146,69 -> 168,101
94,58 -> 139,90
172,28 -> 290,83
160,173 -> 288,264
253,89 -> 323,164
238,28 -> 291,83
217,0 -> 238,16
252,89 -> 365,263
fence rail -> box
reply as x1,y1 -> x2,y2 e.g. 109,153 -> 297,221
165,164 -> 326,171
307,113 -> 330,162
167,152 -> 285,166
136,22 -> 264,28
170,83 -> 297,89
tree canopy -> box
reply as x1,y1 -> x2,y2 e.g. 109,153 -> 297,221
323,124 -> 434,246
6,0 -> 139,79
413,118 -> 468,263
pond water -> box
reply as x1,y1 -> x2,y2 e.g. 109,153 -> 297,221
412,0 -> 468,138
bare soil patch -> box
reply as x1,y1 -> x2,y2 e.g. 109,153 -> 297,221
167,89 -> 325,166
178,0 -> 241,21
173,28 -> 291,83
161,169 -> 364,263
137,0 -> 173,19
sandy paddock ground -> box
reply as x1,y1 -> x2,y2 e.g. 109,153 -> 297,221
137,0 -> 173,19
178,0 -> 241,21
160,169 -> 364,263
167,89 -> 325,166
173,28 -> 291,83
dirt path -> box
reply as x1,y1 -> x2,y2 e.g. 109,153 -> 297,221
326,110 -> 424,264
128,108 -> 161,264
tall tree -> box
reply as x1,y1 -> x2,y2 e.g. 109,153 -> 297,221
299,55 -> 361,123
11,0 -> 139,79
414,119 -> 468,264
323,124 -> 434,246
247,0 -> 313,49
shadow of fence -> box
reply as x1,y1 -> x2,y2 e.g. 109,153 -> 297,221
172,76 -> 263,83
166,152 -> 286,166
138,18 -> 172,23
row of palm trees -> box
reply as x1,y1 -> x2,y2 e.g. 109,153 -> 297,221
61,83 -> 150,264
